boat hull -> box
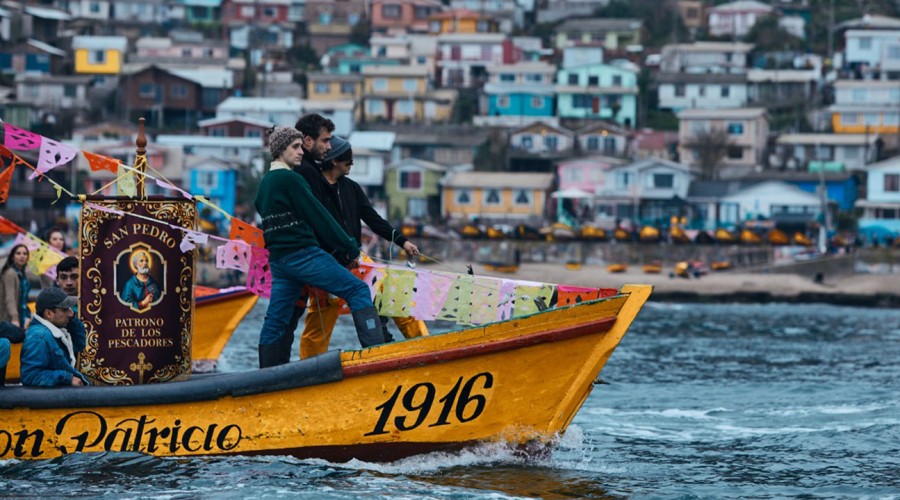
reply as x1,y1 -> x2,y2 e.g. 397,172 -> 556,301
0,286 -> 651,462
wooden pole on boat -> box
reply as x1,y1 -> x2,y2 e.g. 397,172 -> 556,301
135,117 -> 147,199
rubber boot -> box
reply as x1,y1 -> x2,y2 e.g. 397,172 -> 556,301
0,365 -> 6,388
379,316 -> 396,343
352,306 -> 385,348
258,332 -> 293,368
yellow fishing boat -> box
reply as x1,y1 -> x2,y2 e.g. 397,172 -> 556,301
793,232 -> 813,246
670,226 -> 691,244
613,228 -> 631,242
642,261 -> 662,274
0,284 -> 652,462
767,229 -> 789,245
715,228 -> 737,244
739,229 -> 762,245
4,287 -> 257,381
607,263 -> 627,273
578,225 -> 607,241
638,226 -> 660,243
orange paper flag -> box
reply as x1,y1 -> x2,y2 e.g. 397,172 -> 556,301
0,164 -> 14,204
83,150 -> 120,172
0,215 -> 23,235
229,218 -> 265,248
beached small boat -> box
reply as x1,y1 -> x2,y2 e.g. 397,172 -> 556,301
607,263 -> 627,273
613,228 -> 631,242
767,229 -> 789,245
793,232 -> 813,246
642,262 -> 662,274
578,225 -> 607,241
458,224 -> 483,238
710,261 -> 732,271
514,224 -> 542,240
639,226 -> 660,243
739,229 -> 762,245
674,261 -> 707,278
483,263 -> 519,273
670,226 -> 691,244
564,262 -> 582,270
4,287 -> 257,381
715,228 -> 737,244
0,285 -> 652,462
486,226 -> 507,239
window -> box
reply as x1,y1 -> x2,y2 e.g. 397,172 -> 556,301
139,83 -> 155,98
652,173 -> 674,188
573,94 -> 592,109
544,135 -> 558,151
63,85 -> 76,98
484,189 -> 501,205
476,21 -> 490,32
456,189 -> 472,205
414,6 -> 432,19
88,50 -> 106,64
319,12 -> 331,24
852,89 -> 867,102
526,73 -> 542,82
500,73 -> 515,82
403,79 -> 418,92
372,78 -> 388,91
612,75 -> 622,86
841,113 -> 859,125
202,89 -> 220,109
397,100 -> 414,115
430,21 -> 441,32
864,113 -> 879,125
888,45 -> 900,60
675,84 -> 685,97
886,173 -> 900,192
170,84 -> 187,99
90,2 -> 101,13
698,85 -> 706,97
859,37 -> 872,49
563,168 -> 583,182
513,189 -> 532,206
382,4 -> 402,19
263,7 -> 276,17
588,76 -> 599,86
245,129 -> 261,138
367,100 -> 384,114
341,82 -> 355,94
497,95 -> 509,108
408,198 -> 427,218
531,96 -> 543,109
721,86 -> 730,97
587,136 -> 599,150
196,171 -> 218,191
568,73 -> 578,85
616,172 -> 632,189
727,146 -> 743,159
315,82 -> 330,94
521,135 -> 533,149
399,170 -> 422,190
348,13 -> 360,25
241,5 -> 255,16
727,122 -> 744,135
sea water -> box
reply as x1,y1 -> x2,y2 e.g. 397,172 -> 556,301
2,301 -> 898,499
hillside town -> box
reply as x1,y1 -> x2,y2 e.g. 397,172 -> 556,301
0,0 -> 899,251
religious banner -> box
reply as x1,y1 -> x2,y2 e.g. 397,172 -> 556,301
79,197 -> 197,385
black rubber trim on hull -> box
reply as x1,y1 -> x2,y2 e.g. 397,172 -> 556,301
0,350 -> 343,410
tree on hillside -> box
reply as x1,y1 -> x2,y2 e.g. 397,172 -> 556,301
684,128 -> 732,181
593,0 -> 687,48
744,15 -> 804,52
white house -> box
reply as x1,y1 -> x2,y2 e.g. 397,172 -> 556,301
594,158 -> 697,226
707,0 -> 773,38
773,133 -> 879,172
657,72 -> 748,111
719,180 -> 823,227
215,97 -> 356,136
857,156 -> 900,239
155,135 -> 263,165
659,42 -> 753,74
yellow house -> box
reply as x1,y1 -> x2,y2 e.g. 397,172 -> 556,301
362,65 -> 456,123
428,8 -> 499,34
307,73 -> 363,119
443,171 -> 554,222
72,36 -> 127,75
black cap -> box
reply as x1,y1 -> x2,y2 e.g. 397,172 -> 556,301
323,134 -> 351,163
36,287 -> 78,316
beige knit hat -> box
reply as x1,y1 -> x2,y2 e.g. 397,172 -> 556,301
267,126 -> 303,159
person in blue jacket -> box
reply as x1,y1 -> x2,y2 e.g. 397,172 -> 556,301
20,287 -> 88,387
0,321 -> 25,387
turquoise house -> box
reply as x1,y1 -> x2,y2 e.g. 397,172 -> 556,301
556,62 -> 639,127
181,0 -> 222,23
484,83 -> 556,118
187,157 -> 238,232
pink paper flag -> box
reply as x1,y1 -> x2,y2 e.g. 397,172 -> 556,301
215,239 -> 251,272
411,270 -> 455,321
497,279 -> 518,321
246,246 -> 272,298
31,137 -> 78,179
85,202 -> 125,216
470,276 -> 501,325
3,124 -> 41,151
156,178 -> 194,200
355,263 -> 386,301
14,233 -> 42,252
179,229 -> 209,252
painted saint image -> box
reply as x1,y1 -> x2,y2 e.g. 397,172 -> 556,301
116,247 -> 164,312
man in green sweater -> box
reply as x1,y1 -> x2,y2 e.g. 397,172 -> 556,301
253,126 -> 384,368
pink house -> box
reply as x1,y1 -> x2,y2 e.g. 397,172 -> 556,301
371,0 -> 444,34
556,155 -> 627,195
222,0 -> 292,25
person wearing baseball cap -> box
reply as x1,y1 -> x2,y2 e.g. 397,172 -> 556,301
19,287 -> 88,386
252,126 -> 386,368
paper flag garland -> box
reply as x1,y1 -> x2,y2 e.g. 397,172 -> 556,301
229,219 -> 265,248
117,169 -> 137,197
83,150 -> 120,173
557,285 -> 602,307
374,268 -> 417,317
179,229 -> 209,252
246,246 -> 272,298
215,239 -> 252,272
31,137 -> 78,180
411,270 -> 455,321
3,124 -> 41,151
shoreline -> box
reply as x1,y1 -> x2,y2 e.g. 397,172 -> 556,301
445,261 -> 900,308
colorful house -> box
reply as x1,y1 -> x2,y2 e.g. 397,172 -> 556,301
384,158 -> 446,222
185,156 -> 239,232
677,107 -> 769,172
0,39 -> 66,75
829,80 -> 900,135
435,33 -> 517,89
72,36 -> 127,74
361,65 -> 456,124
554,18 -> 643,52
479,61 -> 556,127
707,0 -> 773,38
575,122 -> 633,157
371,0 -> 444,34
428,8 -> 499,34
556,60 -> 639,127
182,0 -> 223,23
857,156 -> 900,239
442,171 -> 553,223
596,158 -> 697,227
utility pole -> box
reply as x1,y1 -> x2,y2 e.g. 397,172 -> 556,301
827,0 -> 835,65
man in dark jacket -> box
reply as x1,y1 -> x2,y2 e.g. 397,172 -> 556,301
292,127 -> 429,358
253,126 -> 384,368
0,321 -> 25,387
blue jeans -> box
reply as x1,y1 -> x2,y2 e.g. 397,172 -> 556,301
258,246 -> 372,345
0,338 -> 9,368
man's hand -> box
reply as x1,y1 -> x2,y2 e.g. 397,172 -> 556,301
71,376 -> 84,387
403,241 -> 420,256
